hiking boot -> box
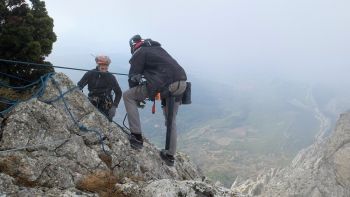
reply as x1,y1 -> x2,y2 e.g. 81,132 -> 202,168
129,133 -> 143,150
160,149 -> 175,166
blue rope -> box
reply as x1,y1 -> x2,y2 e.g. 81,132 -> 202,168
0,97 -> 17,105
0,71 -> 32,83
46,77 -> 108,154
42,86 -> 79,103
0,80 -> 37,90
0,103 -> 19,116
0,71 -> 110,154
114,119 -> 131,136
0,73 -> 53,116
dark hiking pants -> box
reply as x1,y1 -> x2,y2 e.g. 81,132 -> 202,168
89,95 -> 112,120
123,81 -> 186,156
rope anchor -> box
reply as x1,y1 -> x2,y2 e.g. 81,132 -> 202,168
0,72 -> 110,154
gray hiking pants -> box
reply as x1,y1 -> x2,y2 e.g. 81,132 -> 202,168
123,81 -> 187,156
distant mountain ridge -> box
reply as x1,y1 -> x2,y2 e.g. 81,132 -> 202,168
178,77 -> 350,186
234,112 -> 350,197
1,72 -> 350,196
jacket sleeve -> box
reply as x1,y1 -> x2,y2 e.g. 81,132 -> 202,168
77,71 -> 91,89
111,75 -> 122,107
128,49 -> 146,88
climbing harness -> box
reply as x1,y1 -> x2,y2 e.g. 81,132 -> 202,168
0,59 -> 131,154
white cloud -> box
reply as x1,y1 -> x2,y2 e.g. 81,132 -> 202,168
43,0 -> 350,84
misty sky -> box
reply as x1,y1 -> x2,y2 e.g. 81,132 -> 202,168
44,0 -> 350,85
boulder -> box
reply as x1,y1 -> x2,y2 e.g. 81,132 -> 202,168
0,73 -> 236,197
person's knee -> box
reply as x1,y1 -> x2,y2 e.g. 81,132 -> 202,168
123,90 -> 131,101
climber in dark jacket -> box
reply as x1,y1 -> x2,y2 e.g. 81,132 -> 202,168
78,55 -> 122,121
123,35 -> 187,166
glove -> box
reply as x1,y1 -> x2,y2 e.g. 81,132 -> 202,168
130,74 -> 142,84
108,106 -> 117,121
137,100 -> 146,108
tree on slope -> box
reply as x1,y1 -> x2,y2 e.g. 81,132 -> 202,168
0,0 -> 57,82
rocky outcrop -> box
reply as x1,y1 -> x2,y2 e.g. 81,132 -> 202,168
5,72 -> 350,197
233,112 -> 350,197
0,73 -> 238,197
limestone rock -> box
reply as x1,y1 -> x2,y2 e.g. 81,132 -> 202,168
0,73 -> 236,196
333,144 -> 350,186
0,173 -> 19,194
142,179 -> 236,197
233,113 -> 350,197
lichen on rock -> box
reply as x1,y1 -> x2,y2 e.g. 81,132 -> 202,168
0,73 -> 235,197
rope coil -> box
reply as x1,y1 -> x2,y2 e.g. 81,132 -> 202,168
0,74 -> 109,153
0,59 -> 131,154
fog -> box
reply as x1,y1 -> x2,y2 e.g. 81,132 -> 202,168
44,0 -> 350,86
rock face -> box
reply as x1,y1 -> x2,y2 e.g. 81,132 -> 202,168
4,72 -> 350,197
0,73 -> 238,197
233,112 -> 350,197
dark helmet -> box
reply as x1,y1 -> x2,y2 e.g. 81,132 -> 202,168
129,34 -> 142,48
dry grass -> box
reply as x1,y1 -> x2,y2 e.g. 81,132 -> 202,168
0,86 -> 36,99
0,156 -> 135,196
98,153 -> 112,169
0,155 -> 20,176
76,170 -> 128,197
0,155 -> 37,187
0,87 -> 37,113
